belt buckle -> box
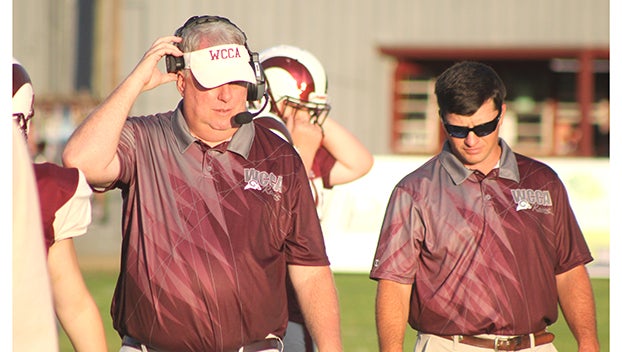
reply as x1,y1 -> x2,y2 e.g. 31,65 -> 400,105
494,335 -> 521,351
493,337 -> 501,352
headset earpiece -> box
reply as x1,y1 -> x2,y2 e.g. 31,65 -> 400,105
166,15 -> 266,102
165,55 -> 185,74
247,52 -> 266,101
165,26 -> 186,74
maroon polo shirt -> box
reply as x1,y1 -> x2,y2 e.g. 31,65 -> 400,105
254,114 -> 338,326
108,102 -> 329,351
370,139 -> 593,336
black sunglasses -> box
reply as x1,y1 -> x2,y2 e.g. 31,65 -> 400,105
443,111 -> 501,138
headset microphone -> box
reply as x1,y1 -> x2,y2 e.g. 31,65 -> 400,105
233,111 -> 254,125
233,92 -> 270,125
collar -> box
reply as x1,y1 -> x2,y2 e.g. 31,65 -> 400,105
172,100 -> 255,159
439,138 -> 520,185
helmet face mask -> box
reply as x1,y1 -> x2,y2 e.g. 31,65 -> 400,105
13,110 -> 35,138
279,96 -> 330,127
259,45 -> 330,126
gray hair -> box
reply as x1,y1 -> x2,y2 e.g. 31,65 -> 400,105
178,17 -> 247,52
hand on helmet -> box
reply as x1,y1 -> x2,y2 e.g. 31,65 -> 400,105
281,101 -> 323,153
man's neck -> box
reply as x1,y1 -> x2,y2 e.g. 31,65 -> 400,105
468,147 -> 502,175
185,118 -> 238,147
191,131 -> 234,147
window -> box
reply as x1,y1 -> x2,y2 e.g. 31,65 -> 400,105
382,48 -> 609,157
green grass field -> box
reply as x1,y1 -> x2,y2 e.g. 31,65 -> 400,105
58,271 -> 609,352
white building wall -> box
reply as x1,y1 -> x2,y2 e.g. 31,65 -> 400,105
12,0 -> 609,154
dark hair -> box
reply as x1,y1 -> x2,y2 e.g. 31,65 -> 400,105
434,61 -> 506,120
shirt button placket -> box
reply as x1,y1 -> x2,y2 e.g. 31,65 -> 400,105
202,150 -> 216,175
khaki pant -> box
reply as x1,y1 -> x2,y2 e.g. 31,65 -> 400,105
414,333 -> 558,352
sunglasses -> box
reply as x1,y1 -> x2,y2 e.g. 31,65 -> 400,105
443,111 -> 501,138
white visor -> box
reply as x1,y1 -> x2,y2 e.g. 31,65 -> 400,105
184,44 -> 257,89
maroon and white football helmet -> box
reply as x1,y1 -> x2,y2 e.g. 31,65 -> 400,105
259,45 -> 331,126
12,58 -> 35,138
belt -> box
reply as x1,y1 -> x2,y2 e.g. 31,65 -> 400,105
439,330 -> 555,351
123,336 -> 282,352
122,336 -> 166,352
228,337 -> 283,352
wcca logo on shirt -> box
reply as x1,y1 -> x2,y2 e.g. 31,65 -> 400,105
510,188 -> 553,214
243,168 -> 283,201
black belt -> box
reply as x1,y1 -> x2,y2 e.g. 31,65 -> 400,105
122,335 -> 282,352
122,336 -> 165,352
227,337 -> 282,352
439,330 -> 555,351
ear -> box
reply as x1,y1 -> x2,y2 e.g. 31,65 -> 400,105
176,72 -> 186,96
499,103 -> 507,126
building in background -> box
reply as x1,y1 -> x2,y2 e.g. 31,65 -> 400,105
13,0 -> 609,159
10,0 -> 612,285
384,48 -> 609,156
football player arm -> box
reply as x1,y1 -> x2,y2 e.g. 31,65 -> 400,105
292,135 -> 321,176
63,35 -> 182,188
288,264 -> 343,352
556,265 -> 600,352
285,107 -> 323,175
375,279 -> 411,352
48,238 -> 108,352
321,117 -> 373,185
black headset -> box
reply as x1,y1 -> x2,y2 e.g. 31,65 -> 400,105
165,15 -> 266,102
